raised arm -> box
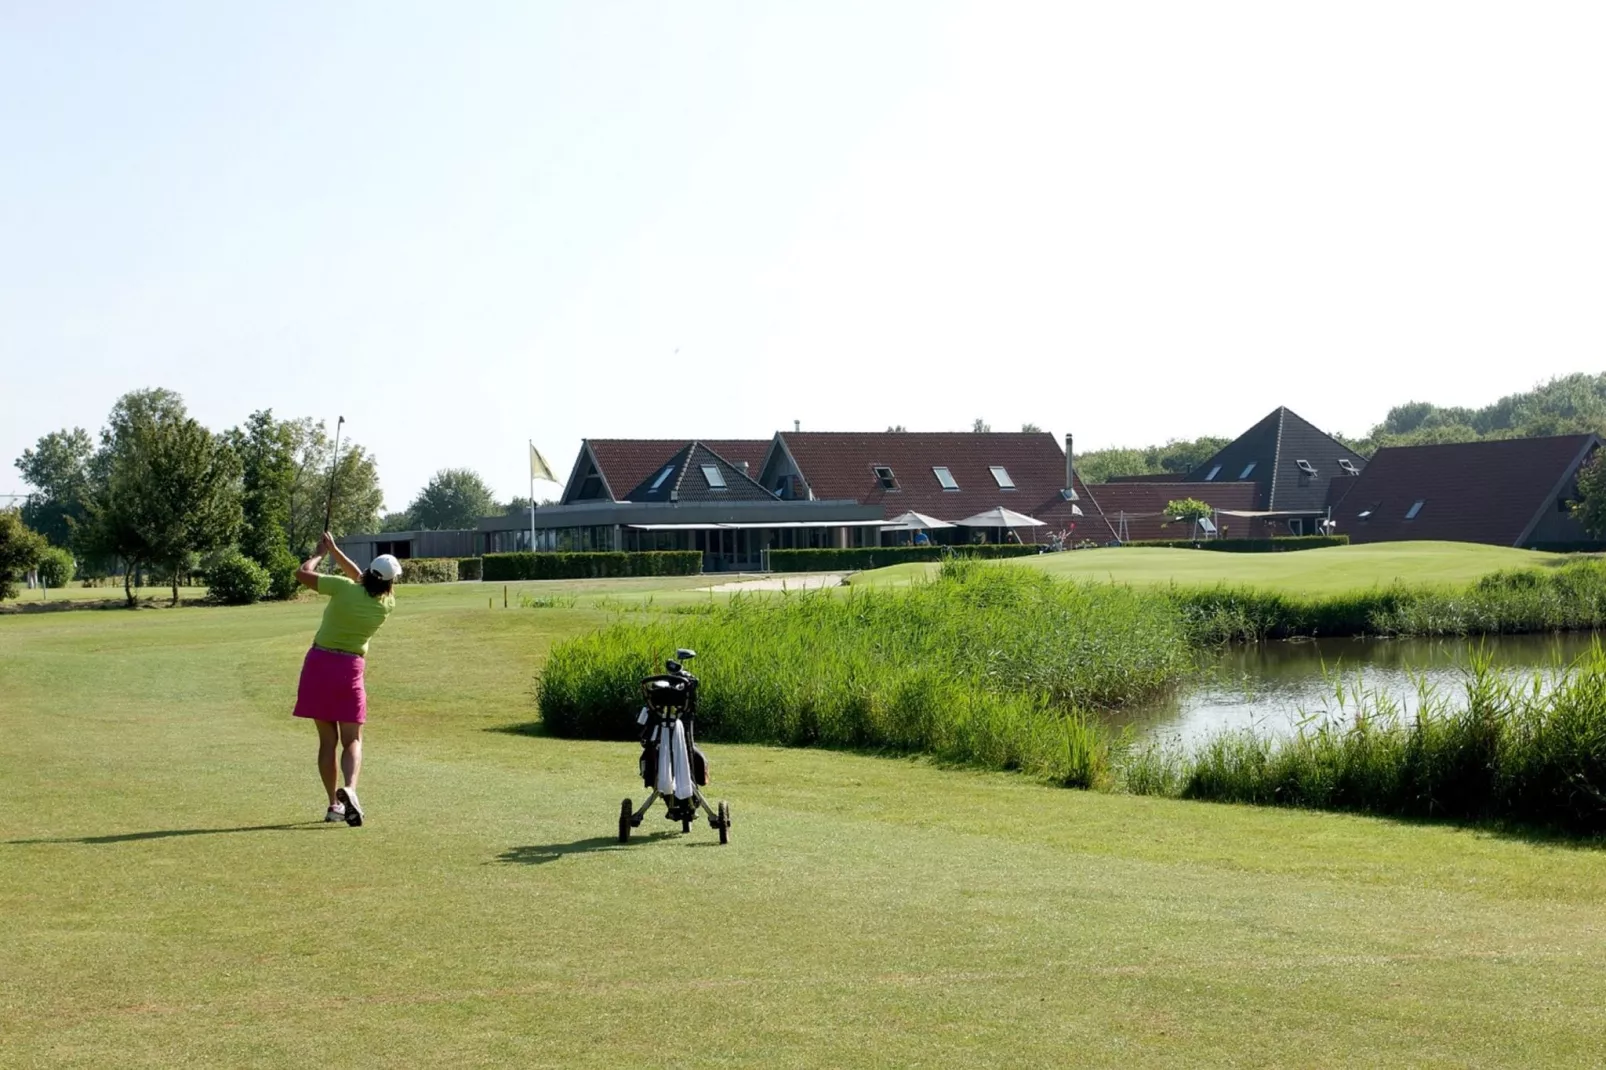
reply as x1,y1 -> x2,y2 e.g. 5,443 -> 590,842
295,532 -> 361,591
324,531 -> 362,581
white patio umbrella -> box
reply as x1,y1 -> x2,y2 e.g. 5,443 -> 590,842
882,510 -> 957,531
955,507 -> 1047,529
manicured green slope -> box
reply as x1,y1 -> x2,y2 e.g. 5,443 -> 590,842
852,541 -> 1574,594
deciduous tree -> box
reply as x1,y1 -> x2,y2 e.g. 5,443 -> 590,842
409,469 -> 496,531
1572,451 -> 1606,540
15,427 -> 94,548
0,510 -> 48,601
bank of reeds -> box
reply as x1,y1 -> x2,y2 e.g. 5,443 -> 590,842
1125,642 -> 1606,834
1173,558 -> 1606,642
537,560 -> 1192,787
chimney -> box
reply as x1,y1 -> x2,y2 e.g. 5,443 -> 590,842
738,461 -> 749,475
1065,433 -> 1078,499
793,420 -> 801,433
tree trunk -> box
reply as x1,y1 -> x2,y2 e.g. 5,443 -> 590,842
124,559 -> 135,607
171,566 -> 179,606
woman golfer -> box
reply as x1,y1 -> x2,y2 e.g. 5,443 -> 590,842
293,532 -> 400,826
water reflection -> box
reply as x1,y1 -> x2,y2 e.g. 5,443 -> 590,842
1114,632 -> 1601,742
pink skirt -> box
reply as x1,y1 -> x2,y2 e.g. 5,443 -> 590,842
292,646 -> 368,724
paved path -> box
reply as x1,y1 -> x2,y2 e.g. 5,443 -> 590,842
697,572 -> 848,593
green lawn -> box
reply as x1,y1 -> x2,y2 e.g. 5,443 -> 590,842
853,541 -> 1575,594
4,577 -> 1606,1067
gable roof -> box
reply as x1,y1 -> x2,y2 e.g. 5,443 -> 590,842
1090,481 -> 1261,542
1333,434 -> 1600,546
1186,407 -> 1368,513
619,442 -> 777,504
770,431 -> 1116,539
566,438 -> 771,503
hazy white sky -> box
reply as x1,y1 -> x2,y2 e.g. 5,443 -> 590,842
3,2 -> 1603,510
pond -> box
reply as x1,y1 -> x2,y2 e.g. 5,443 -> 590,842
1115,632 -> 1603,742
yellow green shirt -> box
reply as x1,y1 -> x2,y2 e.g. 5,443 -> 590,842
313,575 -> 394,656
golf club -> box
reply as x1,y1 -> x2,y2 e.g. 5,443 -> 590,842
323,416 -> 345,535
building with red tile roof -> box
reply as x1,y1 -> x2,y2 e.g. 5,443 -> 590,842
758,431 -> 1115,542
1331,434 -> 1602,547
1090,482 -> 1261,542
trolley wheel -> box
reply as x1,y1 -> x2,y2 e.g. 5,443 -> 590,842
618,798 -> 633,843
717,801 -> 730,845
682,816 -> 693,834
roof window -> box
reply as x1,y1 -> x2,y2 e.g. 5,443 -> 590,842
649,465 -> 675,492
989,466 -> 1015,489
701,465 -> 726,489
1296,459 -> 1317,475
873,465 -> 897,490
1238,463 -> 1256,479
1405,499 -> 1425,520
1338,459 -> 1360,476
933,466 -> 959,490
1204,466 -> 1222,481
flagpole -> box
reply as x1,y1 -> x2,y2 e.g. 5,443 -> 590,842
529,440 -> 536,553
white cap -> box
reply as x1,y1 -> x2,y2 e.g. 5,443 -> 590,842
369,554 -> 403,581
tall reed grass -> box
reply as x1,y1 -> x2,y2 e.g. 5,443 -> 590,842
537,560 -> 1192,787
1126,642 -> 1606,834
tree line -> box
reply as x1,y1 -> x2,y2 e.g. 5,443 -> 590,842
8,389 -> 383,605
6,388 -> 544,605
1075,373 -> 1606,483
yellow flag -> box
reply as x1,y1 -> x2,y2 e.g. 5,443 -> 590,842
529,443 -> 556,483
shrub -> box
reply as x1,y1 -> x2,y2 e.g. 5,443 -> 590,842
767,544 -> 1040,572
1124,536 -> 1349,552
457,557 -> 483,582
483,551 -> 701,581
206,552 -> 271,605
395,557 -> 460,584
263,547 -> 301,601
35,546 -> 75,588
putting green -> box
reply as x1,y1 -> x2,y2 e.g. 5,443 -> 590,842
851,541 -> 1576,595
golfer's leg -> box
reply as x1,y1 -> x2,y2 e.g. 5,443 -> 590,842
339,722 -> 363,789
315,720 -> 339,805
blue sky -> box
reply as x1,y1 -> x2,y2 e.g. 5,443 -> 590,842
4,2 -> 1603,511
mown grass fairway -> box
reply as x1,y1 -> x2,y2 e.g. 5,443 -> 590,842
4,578 -> 1606,1067
853,541 -> 1574,594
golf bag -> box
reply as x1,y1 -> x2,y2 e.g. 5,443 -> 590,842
617,649 -> 730,844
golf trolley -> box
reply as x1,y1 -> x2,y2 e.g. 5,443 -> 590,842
618,648 -> 732,845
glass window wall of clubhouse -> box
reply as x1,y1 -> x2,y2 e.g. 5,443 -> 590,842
341,500 -> 887,573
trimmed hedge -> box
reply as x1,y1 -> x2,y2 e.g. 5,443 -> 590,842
1125,536 -> 1349,553
395,557 -> 461,584
457,557 -> 483,582
767,544 -> 1041,572
483,551 -> 702,581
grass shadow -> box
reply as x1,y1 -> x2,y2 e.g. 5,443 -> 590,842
487,721 -> 552,738
5,822 -> 332,845
495,831 -> 677,865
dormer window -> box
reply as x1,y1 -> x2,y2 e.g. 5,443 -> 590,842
989,466 -> 1015,489
873,465 -> 897,490
701,465 -> 726,489
933,466 -> 959,490
1338,459 -> 1360,476
1204,466 -> 1222,481
649,465 -> 675,492
1296,459 -> 1317,475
